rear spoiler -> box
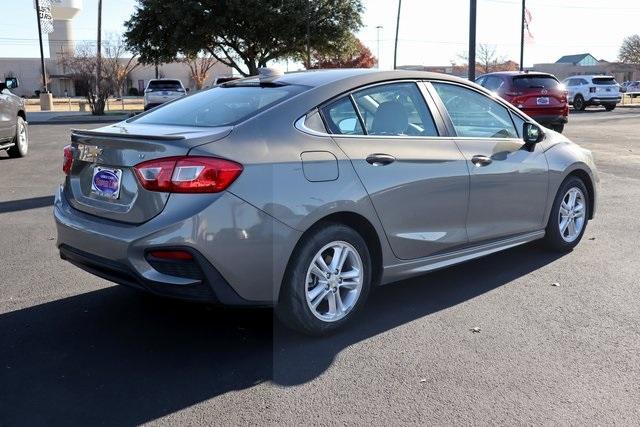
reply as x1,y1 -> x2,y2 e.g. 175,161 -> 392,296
71,129 -> 186,141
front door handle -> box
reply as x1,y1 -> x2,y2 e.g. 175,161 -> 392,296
366,153 -> 396,166
471,155 -> 492,167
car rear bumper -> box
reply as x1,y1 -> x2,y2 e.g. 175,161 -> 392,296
54,185 -> 301,305
530,114 -> 568,126
587,96 -> 621,105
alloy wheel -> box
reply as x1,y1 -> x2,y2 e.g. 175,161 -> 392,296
305,241 -> 363,322
558,187 -> 586,242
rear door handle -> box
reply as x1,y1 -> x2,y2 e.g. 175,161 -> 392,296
366,153 -> 396,166
471,155 -> 492,167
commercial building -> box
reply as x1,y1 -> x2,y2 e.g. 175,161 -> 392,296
532,53 -> 640,82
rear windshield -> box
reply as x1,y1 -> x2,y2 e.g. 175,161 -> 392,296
147,80 -> 183,91
513,75 -> 560,90
592,77 -> 617,85
131,83 -> 308,127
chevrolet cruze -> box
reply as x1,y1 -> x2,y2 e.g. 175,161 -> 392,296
55,69 -> 597,335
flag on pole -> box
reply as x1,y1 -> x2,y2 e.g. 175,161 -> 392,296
36,0 -> 54,34
524,7 -> 534,42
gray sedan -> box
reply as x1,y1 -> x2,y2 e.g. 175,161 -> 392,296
54,69 -> 597,335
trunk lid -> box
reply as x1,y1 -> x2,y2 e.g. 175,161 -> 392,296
65,122 -> 232,224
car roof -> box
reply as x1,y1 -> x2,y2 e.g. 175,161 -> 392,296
231,68 -> 475,89
480,71 -> 556,78
566,75 -> 614,79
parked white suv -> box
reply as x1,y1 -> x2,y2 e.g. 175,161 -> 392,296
563,75 -> 621,111
143,79 -> 187,111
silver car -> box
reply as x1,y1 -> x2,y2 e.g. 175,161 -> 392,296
55,69 -> 597,335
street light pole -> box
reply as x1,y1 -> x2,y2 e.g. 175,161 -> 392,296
34,0 -> 48,93
376,25 -> 383,68
519,0 -> 526,71
97,0 -> 103,92
393,0 -> 401,69
468,0 -> 477,80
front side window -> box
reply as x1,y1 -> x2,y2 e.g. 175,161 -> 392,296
351,82 -> 438,136
432,82 -> 518,139
131,83 -> 308,127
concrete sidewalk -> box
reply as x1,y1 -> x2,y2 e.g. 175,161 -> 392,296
27,111 -> 133,125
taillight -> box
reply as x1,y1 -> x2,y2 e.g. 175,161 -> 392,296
133,156 -> 243,193
63,145 -> 73,175
148,250 -> 193,261
589,87 -> 596,93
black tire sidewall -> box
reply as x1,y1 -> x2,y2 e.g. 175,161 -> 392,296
277,223 -> 372,335
545,177 -> 589,251
574,95 -> 585,111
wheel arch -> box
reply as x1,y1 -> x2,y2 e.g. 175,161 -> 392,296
566,168 -> 595,220
281,211 -> 384,303
17,110 -> 26,121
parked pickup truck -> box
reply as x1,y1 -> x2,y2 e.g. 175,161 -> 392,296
0,77 -> 28,158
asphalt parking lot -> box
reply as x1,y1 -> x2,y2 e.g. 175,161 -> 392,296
1,108 -> 639,425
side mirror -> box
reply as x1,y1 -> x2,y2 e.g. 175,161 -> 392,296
4,77 -> 18,90
523,122 -> 544,145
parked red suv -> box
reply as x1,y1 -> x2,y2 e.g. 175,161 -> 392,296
476,71 -> 569,133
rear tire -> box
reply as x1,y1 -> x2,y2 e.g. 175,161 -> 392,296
552,123 -> 565,133
276,223 -> 372,336
604,104 -> 616,111
573,95 -> 586,111
7,116 -> 28,158
543,176 -> 589,252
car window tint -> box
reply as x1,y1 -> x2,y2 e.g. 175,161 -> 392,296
592,77 -> 617,85
475,76 -> 486,86
510,112 -> 526,138
513,75 -> 559,90
132,84 -> 308,127
320,97 -> 365,135
484,76 -> 504,91
432,82 -> 518,139
352,82 -> 438,136
147,80 -> 183,91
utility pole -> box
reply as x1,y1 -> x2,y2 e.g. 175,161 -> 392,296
393,0 -> 401,69
468,0 -> 477,81
519,0 -> 526,71
34,0 -> 48,93
305,0 -> 311,69
97,0 -> 103,93
376,25 -> 383,68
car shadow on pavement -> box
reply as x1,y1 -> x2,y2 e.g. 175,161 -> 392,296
0,196 -> 54,214
0,242 -> 564,425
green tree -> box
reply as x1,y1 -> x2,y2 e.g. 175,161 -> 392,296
619,35 -> 640,64
124,0 -> 364,76
310,35 -> 376,69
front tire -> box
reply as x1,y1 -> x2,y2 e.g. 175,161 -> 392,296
604,103 -> 616,111
276,223 -> 372,335
7,116 -> 28,158
543,176 -> 589,252
573,94 -> 586,111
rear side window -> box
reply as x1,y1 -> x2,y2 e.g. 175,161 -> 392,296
513,76 -> 559,90
433,82 -> 518,139
147,80 -> 183,91
351,82 -> 438,136
321,97 -> 365,135
483,76 -> 504,91
132,84 -> 308,127
592,77 -> 617,85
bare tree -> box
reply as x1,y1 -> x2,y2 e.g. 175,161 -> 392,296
619,34 -> 640,64
456,43 -> 512,74
61,43 -> 114,115
182,54 -> 219,90
103,35 -> 140,97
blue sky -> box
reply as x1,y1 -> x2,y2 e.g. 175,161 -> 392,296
2,0 -> 640,69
